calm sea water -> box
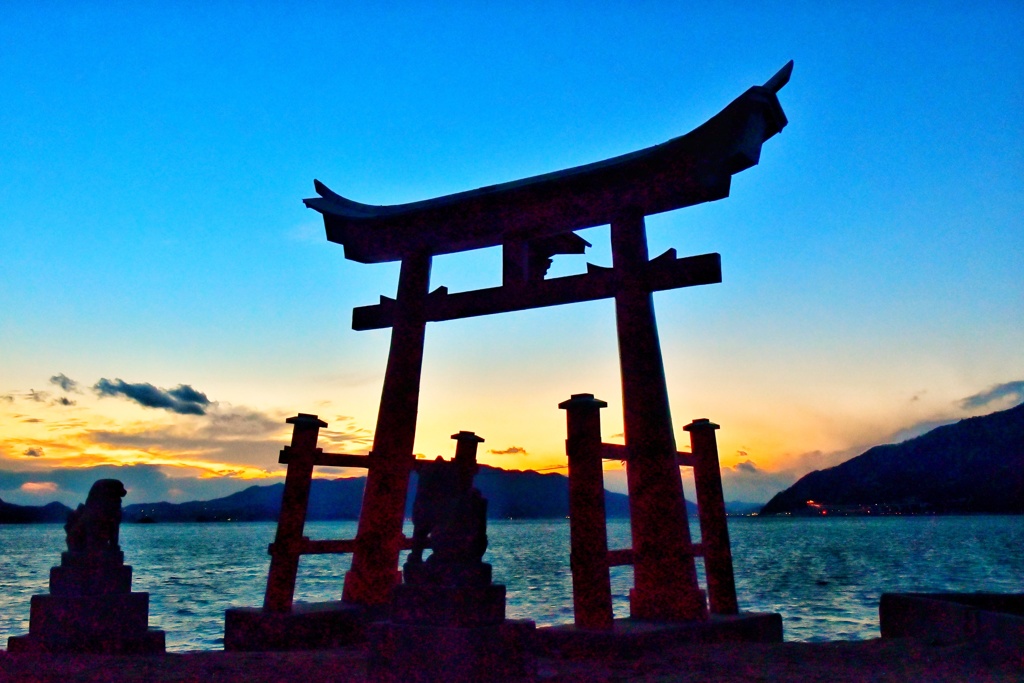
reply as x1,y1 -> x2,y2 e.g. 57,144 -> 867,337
1,516 -> 1022,652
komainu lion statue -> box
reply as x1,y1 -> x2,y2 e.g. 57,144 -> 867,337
64,479 -> 128,553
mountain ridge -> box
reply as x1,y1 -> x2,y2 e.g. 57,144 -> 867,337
760,402 -> 1024,515
1,465 -> 751,524
0,498 -> 73,523
127,465 -> 645,522
2,466 -> 654,523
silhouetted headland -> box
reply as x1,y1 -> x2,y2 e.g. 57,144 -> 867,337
761,402 -> 1024,516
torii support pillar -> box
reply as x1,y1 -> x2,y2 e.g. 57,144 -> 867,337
560,394 -> 614,630
264,413 -> 328,612
612,211 -> 707,622
452,430 -> 485,475
343,252 -> 432,607
685,418 -> 738,615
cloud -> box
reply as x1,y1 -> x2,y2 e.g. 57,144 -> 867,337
489,446 -> 527,455
717,463 -> 798,504
869,381 -> 1024,449
886,418 -> 959,445
78,403 -> 368,473
27,389 -> 49,402
205,408 -> 282,437
54,396 -> 76,406
84,429 -> 281,473
20,481 -> 58,494
23,447 -> 43,457
93,378 -> 212,415
49,373 -> 80,393
732,460 -> 760,474
960,380 -> 1024,411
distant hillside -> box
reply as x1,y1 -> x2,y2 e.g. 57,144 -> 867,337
761,402 -> 1024,515
0,498 -> 72,524
122,465 -> 643,523
723,501 -> 764,516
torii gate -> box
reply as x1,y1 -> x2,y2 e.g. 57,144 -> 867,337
287,63 -> 790,625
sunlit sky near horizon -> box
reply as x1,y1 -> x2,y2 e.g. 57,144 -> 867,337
2,3 -> 1022,507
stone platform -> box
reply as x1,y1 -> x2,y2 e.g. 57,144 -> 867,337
224,601 -> 374,651
368,618 -> 536,682
533,612 -> 783,659
880,592 -> 1024,660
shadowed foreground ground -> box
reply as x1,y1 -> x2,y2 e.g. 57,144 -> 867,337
1,638 -> 1021,682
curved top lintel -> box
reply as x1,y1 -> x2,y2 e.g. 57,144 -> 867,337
305,62 -> 793,264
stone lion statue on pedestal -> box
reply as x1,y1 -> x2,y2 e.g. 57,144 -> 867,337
64,479 -> 127,553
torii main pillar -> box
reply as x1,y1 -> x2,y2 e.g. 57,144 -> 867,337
342,253 -> 431,606
612,211 -> 706,620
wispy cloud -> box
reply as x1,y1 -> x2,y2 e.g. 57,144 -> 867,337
318,414 -> 373,451
731,459 -> 760,474
204,408 -> 282,437
94,378 -> 212,415
873,379 -> 1024,447
960,380 -> 1024,411
49,373 -> 80,393
21,481 -> 57,494
489,446 -> 527,455
885,418 -> 960,445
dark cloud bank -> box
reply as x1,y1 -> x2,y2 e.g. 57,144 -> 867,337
93,378 -> 212,415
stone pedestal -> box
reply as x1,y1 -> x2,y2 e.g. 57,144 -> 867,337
7,550 -> 165,654
368,561 -> 535,682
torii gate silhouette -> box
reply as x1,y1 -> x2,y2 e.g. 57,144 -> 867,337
271,63 -> 791,629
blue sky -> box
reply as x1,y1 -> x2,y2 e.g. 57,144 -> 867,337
2,2 -> 1022,506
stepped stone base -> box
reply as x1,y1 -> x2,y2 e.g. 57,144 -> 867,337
50,552 -> 132,596
7,547 -> 166,655
31,592 -> 150,637
224,601 -> 371,651
7,628 -> 165,655
369,559 -> 534,682
8,592 -> 164,654
368,618 -> 536,683
534,613 -> 783,659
